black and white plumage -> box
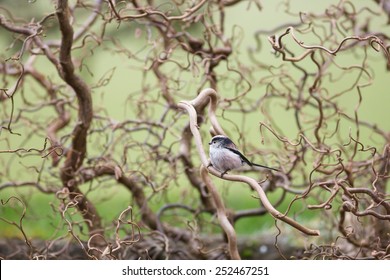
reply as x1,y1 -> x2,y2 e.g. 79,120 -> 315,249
208,135 -> 279,177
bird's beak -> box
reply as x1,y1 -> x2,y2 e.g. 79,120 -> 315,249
208,142 -> 211,145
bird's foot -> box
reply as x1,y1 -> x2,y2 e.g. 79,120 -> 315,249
220,169 -> 230,178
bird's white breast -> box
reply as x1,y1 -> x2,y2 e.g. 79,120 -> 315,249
209,145 -> 244,172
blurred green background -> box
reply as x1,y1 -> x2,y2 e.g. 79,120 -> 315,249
0,0 -> 389,245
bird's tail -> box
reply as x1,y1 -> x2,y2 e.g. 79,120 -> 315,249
251,162 -> 279,172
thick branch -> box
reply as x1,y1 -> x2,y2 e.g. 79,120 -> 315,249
56,0 -> 100,235
178,88 -> 320,237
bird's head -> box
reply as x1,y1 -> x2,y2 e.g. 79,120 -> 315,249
209,135 -> 236,149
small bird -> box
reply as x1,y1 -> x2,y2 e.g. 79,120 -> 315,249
208,135 -> 279,177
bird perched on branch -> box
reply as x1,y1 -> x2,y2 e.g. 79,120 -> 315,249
208,135 -> 279,177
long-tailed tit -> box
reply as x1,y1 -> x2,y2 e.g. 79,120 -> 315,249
209,135 -> 279,177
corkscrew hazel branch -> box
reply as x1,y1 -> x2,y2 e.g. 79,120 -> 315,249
178,88 -> 320,246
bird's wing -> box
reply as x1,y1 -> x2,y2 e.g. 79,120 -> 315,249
224,139 -> 238,150
225,147 -> 252,166
226,147 -> 279,172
